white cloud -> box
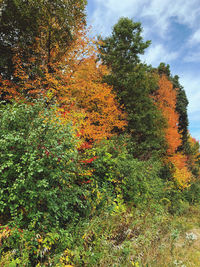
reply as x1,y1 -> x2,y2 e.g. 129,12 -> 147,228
96,0 -> 141,14
188,29 -> 200,46
88,0 -> 145,36
88,0 -> 200,37
184,50 -> 200,63
142,0 -> 200,33
141,44 -> 179,66
176,73 -> 200,140
179,74 -> 200,115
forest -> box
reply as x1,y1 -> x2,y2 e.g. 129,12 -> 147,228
0,1 -> 200,266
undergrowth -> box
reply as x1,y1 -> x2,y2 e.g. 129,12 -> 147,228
1,102 -> 200,266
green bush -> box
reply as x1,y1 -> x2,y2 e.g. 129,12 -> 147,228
121,159 -> 165,205
0,101 -> 90,230
184,181 -> 200,204
89,137 -> 165,207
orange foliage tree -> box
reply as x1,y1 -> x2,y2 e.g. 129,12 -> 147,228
0,26 -> 126,142
156,75 -> 191,187
59,56 -> 126,141
54,28 -> 126,141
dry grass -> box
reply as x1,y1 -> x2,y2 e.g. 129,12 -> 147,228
80,204 -> 200,267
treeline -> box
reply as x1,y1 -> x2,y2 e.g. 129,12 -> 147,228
0,1 -> 200,266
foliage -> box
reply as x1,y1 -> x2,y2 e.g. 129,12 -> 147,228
0,0 -> 87,79
58,53 -> 127,142
156,75 -> 181,156
172,75 -> 189,152
0,101 -> 91,230
0,225 -> 76,266
99,17 -> 151,72
121,159 -> 165,205
156,74 -> 192,188
0,26 -> 126,142
184,181 -> 200,204
157,63 -> 190,154
99,18 -> 166,158
85,137 -> 165,207
0,9 -> 199,266
186,135 -> 200,178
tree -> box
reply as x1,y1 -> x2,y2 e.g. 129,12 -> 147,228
172,75 -> 189,152
156,75 -> 181,155
156,74 -> 191,188
52,28 -> 127,142
60,55 -> 127,142
157,62 -> 171,77
0,0 -> 87,79
0,26 -> 126,142
99,17 -> 165,159
187,135 -> 200,177
0,0 -> 39,79
99,17 -> 151,73
157,63 -> 189,153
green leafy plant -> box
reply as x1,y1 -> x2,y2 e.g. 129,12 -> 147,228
0,101 -> 91,231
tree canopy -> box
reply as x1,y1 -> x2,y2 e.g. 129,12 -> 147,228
99,18 -> 165,158
0,0 -> 87,78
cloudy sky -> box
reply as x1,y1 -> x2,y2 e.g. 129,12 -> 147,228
86,0 -> 200,141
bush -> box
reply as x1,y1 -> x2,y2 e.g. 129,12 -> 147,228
0,101 -> 91,231
184,181 -> 200,204
121,159 -> 165,205
88,137 -> 165,207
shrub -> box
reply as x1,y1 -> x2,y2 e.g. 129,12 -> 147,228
0,101 -> 91,230
184,181 -> 200,204
88,137 -> 165,207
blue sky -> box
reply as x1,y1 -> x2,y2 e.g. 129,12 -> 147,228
86,0 -> 200,141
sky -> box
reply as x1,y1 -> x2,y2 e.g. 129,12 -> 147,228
86,0 -> 200,141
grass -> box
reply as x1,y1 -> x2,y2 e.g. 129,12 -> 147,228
66,203 -> 200,266
1,202 -> 200,266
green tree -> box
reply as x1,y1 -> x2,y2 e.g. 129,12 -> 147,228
157,62 -> 171,77
99,17 -> 150,73
172,75 -> 189,152
99,18 -> 165,159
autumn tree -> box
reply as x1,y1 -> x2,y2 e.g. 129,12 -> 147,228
157,63 -> 189,153
0,1 -> 126,141
60,56 -> 126,142
156,75 -> 181,155
0,0 -> 87,80
0,24 -> 126,142
52,28 -> 127,142
99,17 -> 165,158
156,74 -> 191,187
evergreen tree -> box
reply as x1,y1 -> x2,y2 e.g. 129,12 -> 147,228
99,18 -> 165,159
172,75 -> 189,152
157,62 -> 171,77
